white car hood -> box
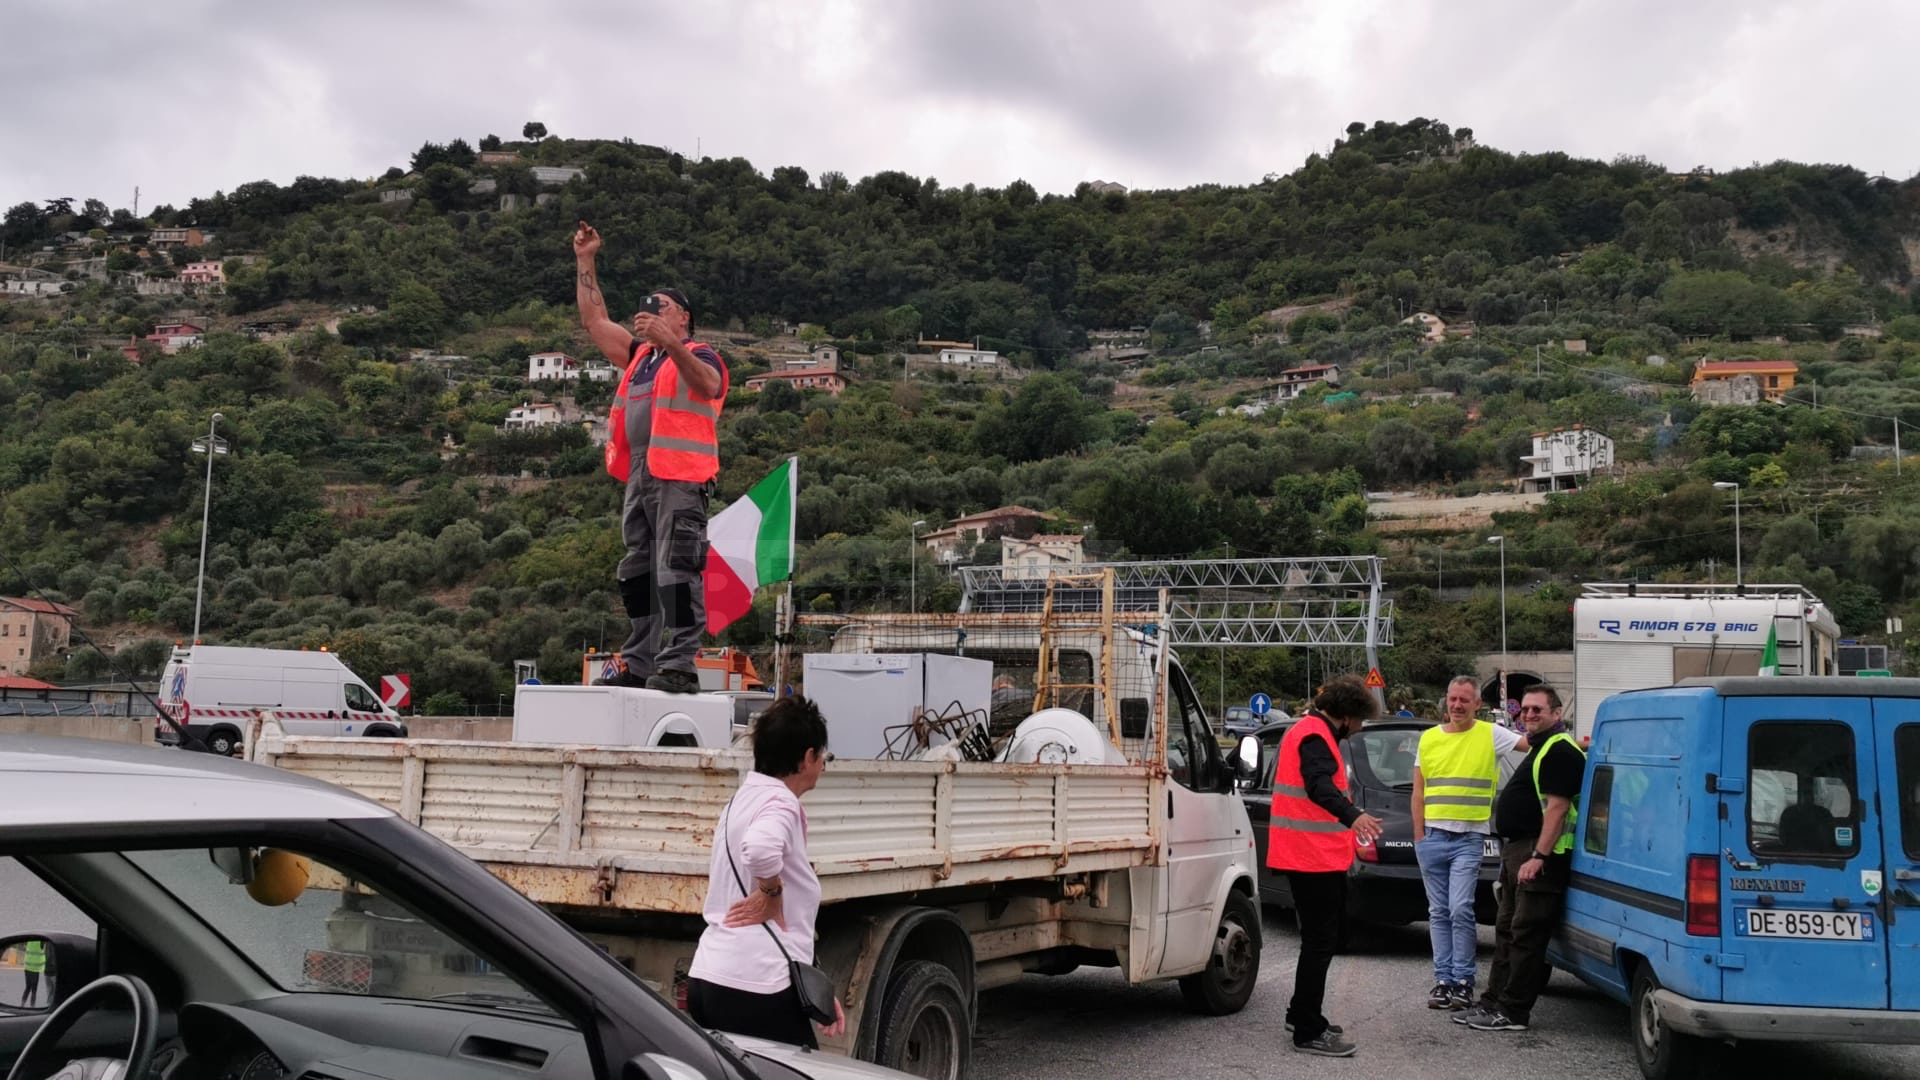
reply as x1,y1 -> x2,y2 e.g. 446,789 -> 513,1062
726,1036 -> 916,1079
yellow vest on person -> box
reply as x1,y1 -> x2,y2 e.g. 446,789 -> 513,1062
1418,721 -> 1499,825
1534,732 -> 1586,855
23,939 -> 46,974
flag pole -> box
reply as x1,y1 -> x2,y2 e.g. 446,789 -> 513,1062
774,456 -> 798,697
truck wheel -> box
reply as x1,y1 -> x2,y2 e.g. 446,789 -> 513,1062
364,724 -> 400,739
1630,965 -> 1719,1079
874,960 -> 969,1080
207,728 -> 239,756
1180,890 -> 1261,1015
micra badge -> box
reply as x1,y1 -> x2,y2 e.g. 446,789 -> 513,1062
1730,877 -> 1806,893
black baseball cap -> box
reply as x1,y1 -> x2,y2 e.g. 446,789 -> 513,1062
652,286 -> 694,329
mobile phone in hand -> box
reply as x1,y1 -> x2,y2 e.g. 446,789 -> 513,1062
636,295 -> 661,315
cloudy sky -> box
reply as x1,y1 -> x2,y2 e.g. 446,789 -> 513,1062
5,0 -> 1917,213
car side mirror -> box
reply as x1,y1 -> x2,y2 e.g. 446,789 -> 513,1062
1234,735 -> 1261,782
210,846 -> 254,884
0,933 -> 97,1012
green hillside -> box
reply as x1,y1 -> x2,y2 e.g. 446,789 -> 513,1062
4,118 -> 1919,714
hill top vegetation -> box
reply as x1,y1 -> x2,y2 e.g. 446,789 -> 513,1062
4,117 -> 1919,712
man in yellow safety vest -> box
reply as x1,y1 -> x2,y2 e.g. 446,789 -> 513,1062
21,938 -> 47,1007
1413,676 -> 1527,1011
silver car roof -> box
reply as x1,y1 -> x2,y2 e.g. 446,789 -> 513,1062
0,735 -> 391,829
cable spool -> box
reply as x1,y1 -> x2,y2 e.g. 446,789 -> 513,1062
1000,708 -> 1122,766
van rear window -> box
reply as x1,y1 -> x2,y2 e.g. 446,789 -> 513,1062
1896,726 -> 1920,861
1748,721 -> 1858,861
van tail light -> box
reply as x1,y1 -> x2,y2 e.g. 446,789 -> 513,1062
1685,854 -> 1720,936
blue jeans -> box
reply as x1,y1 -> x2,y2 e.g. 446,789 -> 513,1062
1416,827 -> 1484,986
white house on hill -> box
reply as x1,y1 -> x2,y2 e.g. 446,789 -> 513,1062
527,352 -> 614,383
1520,425 -> 1614,492
503,402 -> 566,430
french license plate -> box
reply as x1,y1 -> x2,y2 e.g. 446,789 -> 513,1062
1483,839 -> 1501,858
1740,908 -> 1870,941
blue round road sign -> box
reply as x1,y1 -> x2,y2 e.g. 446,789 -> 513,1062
1250,693 -> 1272,717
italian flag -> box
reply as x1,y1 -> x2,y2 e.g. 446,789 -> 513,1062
704,458 -> 796,634
1758,621 -> 1780,677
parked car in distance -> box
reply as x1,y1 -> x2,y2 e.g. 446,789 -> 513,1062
1238,717 -> 1500,927
1221,706 -> 1263,739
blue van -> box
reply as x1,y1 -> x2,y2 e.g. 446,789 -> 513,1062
1550,677 -> 1920,1078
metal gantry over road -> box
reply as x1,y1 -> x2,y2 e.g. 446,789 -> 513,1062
959,556 -> 1395,674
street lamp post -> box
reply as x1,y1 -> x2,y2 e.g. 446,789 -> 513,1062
910,520 -> 928,615
189,413 -> 229,646
1713,481 -> 1742,588
1488,535 -> 1508,711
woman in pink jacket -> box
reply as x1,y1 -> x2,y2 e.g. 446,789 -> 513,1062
687,696 -> 846,1047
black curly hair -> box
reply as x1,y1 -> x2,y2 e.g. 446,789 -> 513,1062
1313,674 -> 1381,724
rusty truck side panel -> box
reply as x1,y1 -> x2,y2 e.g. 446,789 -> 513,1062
255,730 -> 1160,916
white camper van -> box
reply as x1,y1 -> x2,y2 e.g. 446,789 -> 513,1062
1571,582 -> 1840,738
156,645 -> 405,754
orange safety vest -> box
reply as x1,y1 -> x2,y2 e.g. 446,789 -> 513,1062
605,340 -> 729,483
1267,712 -> 1356,873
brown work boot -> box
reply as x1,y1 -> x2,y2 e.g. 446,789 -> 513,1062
645,669 -> 700,694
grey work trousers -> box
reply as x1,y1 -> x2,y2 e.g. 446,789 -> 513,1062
616,468 -> 710,676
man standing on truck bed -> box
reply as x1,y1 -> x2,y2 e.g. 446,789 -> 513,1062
1457,684 -> 1585,1033
573,222 -> 729,694
1414,676 -> 1527,1011
1267,674 -> 1385,1057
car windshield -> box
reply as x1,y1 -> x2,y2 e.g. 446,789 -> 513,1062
123,848 -> 559,1018
1353,728 -> 1422,789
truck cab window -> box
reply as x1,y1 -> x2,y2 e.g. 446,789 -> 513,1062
1748,721 -> 1858,860
1166,664 -> 1217,791
344,682 -> 381,712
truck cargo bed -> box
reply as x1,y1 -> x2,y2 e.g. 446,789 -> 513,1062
254,730 -> 1162,915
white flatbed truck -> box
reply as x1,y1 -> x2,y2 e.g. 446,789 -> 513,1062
249,607 -> 1261,1078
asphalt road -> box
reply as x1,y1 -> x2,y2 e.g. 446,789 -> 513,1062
972,912 -> 1920,1080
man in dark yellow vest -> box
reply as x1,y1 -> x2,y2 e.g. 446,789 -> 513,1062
1458,684 -> 1586,1033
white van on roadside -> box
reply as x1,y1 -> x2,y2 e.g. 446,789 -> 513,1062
156,644 -> 406,754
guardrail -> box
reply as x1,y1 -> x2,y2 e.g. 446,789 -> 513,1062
0,686 -> 150,717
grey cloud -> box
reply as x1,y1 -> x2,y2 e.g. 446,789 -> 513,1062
869,0 -> 1320,183
3,0 -> 1918,213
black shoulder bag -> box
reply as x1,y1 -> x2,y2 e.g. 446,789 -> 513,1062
722,795 -> 838,1025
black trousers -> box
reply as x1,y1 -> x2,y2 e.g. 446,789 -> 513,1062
687,977 -> 817,1050
1481,837 -> 1569,1024
1283,870 -> 1349,1044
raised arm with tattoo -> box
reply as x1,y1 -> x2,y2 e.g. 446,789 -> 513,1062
573,222 -> 636,364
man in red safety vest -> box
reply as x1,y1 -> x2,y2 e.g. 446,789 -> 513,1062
574,222 -> 730,693
1268,674 -> 1384,1057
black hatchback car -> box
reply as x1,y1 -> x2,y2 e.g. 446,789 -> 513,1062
1239,718 -> 1499,927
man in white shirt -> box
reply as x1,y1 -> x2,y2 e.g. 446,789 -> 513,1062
1412,676 -> 1528,1011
